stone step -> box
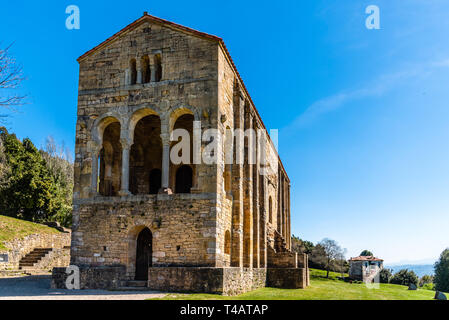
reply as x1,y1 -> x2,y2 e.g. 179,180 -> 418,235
110,286 -> 152,292
126,280 -> 147,287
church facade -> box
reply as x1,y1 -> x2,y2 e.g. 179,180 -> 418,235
52,13 -> 309,295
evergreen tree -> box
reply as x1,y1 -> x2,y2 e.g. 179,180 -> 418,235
434,249 -> 449,292
0,128 -> 73,226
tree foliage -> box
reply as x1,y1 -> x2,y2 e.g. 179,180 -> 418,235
419,275 -> 434,288
318,238 -> 346,278
390,269 -> 418,287
291,235 -> 314,254
360,250 -> 373,256
0,128 -> 73,226
379,268 -> 393,283
434,249 -> 449,293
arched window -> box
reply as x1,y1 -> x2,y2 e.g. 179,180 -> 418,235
149,168 -> 161,194
129,115 -> 162,195
129,59 -> 137,85
154,54 -> 162,82
269,196 -> 273,223
99,122 -> 122,196
141,55 -> 151,84
224,230 -> 231,255
175,165 -> 192,194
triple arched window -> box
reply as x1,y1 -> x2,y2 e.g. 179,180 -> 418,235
128,54 -> 162,85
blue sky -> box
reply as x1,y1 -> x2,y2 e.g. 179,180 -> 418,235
1,0 -> 449,264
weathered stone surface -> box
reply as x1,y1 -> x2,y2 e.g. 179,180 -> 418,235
266,268 -> 308,289
147,267 -> 266,296
0,232 -> 70,271
52,265 -> 126,289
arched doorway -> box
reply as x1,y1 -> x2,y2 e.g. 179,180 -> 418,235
135,228 -> 152,281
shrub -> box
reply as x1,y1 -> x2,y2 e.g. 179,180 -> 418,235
390,269 -> 418,287
419,275 -> 434,287
379,268 -> 393,283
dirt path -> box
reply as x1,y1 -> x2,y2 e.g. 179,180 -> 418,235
0,275 -> 167,300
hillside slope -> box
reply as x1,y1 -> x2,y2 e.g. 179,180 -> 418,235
0,215 -> 59,251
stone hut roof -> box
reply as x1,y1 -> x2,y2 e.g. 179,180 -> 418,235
349,256 -> 383,262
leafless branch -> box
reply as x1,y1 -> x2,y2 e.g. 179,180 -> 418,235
0,43 -> 27,109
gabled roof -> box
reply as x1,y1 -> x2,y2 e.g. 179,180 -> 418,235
77,12 -> 222,62
77,12 -> 290,182
349,256 -> 383,262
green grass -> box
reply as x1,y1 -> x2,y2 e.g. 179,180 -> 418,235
151,268 -> 440,300
0,215 -> 59,251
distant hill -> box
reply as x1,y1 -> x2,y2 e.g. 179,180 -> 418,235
385,264 -> 434,277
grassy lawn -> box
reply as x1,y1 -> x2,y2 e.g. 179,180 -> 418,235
151,268 -> 439,300
0,215 -> 59,251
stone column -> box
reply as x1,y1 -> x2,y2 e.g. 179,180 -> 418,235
159,133 -> 172,194
137,67 -> 142,84
90,144 -> 101,197
118,138 -> 132,196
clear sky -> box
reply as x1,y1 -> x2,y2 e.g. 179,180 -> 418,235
1,0 -> 448,264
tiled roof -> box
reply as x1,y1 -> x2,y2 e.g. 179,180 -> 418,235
77,12 -> 290,182
349,256 -> 383,262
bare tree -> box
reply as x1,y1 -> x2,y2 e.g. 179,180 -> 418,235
0,44 -> 27,116
319,238 -> 345,278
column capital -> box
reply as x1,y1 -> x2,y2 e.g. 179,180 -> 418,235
160,133 -> 171,145
120,138 -> 133,150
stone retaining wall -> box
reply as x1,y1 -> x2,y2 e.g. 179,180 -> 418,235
266,268 -> 308,289
147,267 -> 267,296
51,265 -> 126,289
0,231 -> 71,271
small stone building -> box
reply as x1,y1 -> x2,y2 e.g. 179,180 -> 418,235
349,256 -> 383,283
52,13 -> 309,295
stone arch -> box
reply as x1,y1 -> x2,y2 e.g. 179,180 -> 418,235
98,120 -> 122,196
127,107 -> 159,143
168,105 -> 200,132
129,110 -> 162,195
92,114 -> 123,146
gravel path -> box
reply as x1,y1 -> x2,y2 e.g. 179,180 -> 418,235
0,275 -> 167,300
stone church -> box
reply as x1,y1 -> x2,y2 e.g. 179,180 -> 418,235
52,13 -> 309,295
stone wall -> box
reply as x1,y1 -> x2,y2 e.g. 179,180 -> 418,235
52,265 -> 126,289
147,267 -> 267,296
0,231 -> 71,271
266,268 -> 308,289
71,194 -> 219,279
267,246 -> 298,268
